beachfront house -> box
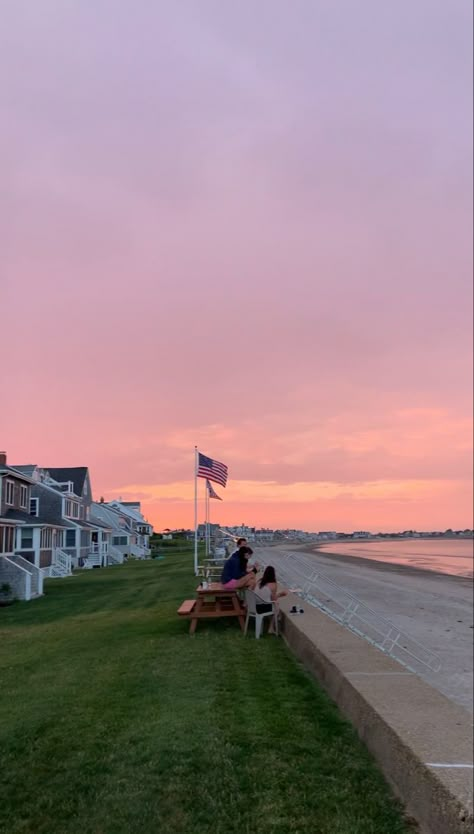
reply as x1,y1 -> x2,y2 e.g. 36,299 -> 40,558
0,454 -> 44,600
106,500 -> 153,558
12,465 -> 113,572
40,466 -> 112,569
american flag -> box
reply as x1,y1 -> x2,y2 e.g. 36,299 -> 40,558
206,480 -> 223,500
197,452 -> 228,488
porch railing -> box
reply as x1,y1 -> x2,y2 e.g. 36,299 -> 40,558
51,548 -> 73,577
89,543 -> 109,555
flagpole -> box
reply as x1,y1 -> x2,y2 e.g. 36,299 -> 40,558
206,482 -> 211,556
194,446 -> 198,575
204,481 -> 207,556
208,485 -> 211,555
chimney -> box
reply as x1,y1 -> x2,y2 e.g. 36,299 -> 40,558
0,452 -> 6,466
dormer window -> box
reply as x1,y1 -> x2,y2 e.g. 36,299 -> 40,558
5,480 -> 14,505
30,498 -> 39,517
65,499 -> 80,519
59,481 -> 75,494
20,485 -> 28,510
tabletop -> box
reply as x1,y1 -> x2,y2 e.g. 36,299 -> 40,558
196,583 -> 239,595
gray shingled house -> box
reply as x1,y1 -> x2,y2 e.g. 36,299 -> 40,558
13,465 -> 112,571
0,453 -> 44,600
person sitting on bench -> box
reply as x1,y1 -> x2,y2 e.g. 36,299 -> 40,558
221,546 -> 258,590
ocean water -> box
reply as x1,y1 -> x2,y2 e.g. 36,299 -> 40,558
318,539 -> 473,578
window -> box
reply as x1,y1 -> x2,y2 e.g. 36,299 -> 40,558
112,536 -> 128,546
20,485 -> 28,509
65,529 -> 76,548
0,526 -> 15,553
40,528 -> 53,549
56,530 -> 65,549
20,527 -> 34,549
30,498 -> 39,517
65,500 -> 80,519
5,481 -> 14,506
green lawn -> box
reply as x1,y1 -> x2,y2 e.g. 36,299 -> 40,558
0,550 -> 412,834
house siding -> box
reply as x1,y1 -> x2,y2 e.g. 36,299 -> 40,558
30,484 -> 63,524
0,474 -> 30,517
0,555 -> 30,600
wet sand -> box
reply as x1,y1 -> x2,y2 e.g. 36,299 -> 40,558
315,538 -> 473,578
258,543 -> 474,711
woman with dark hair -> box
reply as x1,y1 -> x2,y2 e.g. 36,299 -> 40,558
221,546 -> 257,590
254,565 -> 288,633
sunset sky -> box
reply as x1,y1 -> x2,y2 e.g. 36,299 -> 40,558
1,1 -> 472,532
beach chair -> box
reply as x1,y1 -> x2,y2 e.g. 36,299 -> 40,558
243,590 -> 277,639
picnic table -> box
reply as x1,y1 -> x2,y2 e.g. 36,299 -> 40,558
178,583 -> 246,635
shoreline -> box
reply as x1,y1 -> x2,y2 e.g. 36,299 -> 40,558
296,543 -> 473,583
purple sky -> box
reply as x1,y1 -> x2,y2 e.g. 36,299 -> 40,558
1,1 -> 472,531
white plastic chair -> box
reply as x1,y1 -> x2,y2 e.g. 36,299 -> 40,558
244,590 -> 277,639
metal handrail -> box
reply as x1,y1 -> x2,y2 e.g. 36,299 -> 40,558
258,550 -> 441,674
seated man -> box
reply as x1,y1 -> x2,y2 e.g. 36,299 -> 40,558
221,546 -> 257,590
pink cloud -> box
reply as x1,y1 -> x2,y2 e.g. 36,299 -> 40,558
1,0 -> 471,533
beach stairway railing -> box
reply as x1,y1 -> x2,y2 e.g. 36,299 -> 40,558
108,546 -> 125,565
258,550 -> 441,674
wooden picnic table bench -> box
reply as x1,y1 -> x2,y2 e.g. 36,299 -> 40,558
178,583 -> 246,635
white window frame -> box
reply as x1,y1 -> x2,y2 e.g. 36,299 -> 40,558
56,530 -> 65,548
30,497 -> 39,517
5,480 -> 14,506
65,528 -> 76,548
40,528 -> 53,549
65,500 -> 80,519
20,484 -> 28,510
20,527 -> 34,550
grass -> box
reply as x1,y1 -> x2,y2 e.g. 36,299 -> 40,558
0,548 -> 412,834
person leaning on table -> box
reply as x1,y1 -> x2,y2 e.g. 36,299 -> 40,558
221,546 -> 258,590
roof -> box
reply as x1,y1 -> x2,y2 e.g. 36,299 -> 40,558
0,465 -> 35,484
71,518 -> 112,531
90,503 -> 129,533
0,515 -> 25,526
2,509 -> 68,528
107,501 -> 149,525
44,467 -> 88,496
11,465 -> 37,477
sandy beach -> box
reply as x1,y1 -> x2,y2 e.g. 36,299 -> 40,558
257,543 -> 473,711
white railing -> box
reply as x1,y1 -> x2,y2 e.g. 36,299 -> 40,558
108,546 -> 124,565
89,543 -> 109,555
129,544 -> 149,559
49,548 -> 72,577
258,550 -> 441,674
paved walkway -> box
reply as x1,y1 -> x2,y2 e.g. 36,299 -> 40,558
256,545 -> 473,711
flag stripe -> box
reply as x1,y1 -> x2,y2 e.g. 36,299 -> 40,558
197,452 -> 228,487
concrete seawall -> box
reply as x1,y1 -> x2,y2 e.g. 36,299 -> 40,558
279,595 -> 473,834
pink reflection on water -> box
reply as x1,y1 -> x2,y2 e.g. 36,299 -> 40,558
319,539 -> 473,578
